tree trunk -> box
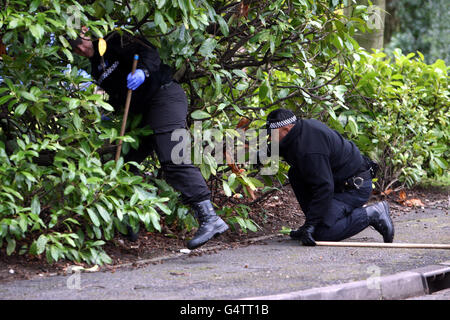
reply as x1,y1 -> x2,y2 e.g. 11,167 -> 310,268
345,0 -> 386,51
383,0 -> 399,45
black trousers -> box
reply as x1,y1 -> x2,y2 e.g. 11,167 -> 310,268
125,82 -> 211,205
289,168 -> 371,241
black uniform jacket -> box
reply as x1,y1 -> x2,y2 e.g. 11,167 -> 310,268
279,119 -> 364,227
89,32 -> 173,113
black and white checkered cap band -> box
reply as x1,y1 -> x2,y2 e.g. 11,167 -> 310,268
268,115 -> 297,129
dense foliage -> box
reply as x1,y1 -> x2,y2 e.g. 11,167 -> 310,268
385,0 -> 449,65
0,0 -> 447,265
334,49 -> 449,191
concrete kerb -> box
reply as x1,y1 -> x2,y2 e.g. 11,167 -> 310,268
242,261 -> 450,300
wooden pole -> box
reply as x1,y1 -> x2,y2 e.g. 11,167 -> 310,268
226,117 -> 256,200
115,54 -> 139,162
315,241 -> 450,250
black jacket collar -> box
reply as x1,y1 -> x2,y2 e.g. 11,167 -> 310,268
279,120 -> 302,156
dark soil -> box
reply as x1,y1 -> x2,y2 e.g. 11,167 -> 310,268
1,185 -> 448,283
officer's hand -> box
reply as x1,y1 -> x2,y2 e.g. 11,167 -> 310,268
101,114 -> 112,121
290,224 -> 316,246
127,69 -> 145,90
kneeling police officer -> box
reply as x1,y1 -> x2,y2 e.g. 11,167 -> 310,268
265,108 -> 394,246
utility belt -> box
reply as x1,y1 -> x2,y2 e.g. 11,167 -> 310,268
338,156 -> 379,191
340,169 -> 372,190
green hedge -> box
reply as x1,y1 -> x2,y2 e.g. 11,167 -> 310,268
331,49 -> 449,190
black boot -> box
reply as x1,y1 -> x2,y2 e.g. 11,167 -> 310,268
126,225 -> 139,242
365,201 -> 394,243
187,200 -> 229,250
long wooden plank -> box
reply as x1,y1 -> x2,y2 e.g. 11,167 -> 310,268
315,241 -> 450,249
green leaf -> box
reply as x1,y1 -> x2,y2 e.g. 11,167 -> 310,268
232,69 -> 247,78
155,202 -> 172,215
62,48 -> 74,62
20,91 -> 37,102
116,208 -> 124,221
199,38 -> 217,57
191,110 -> 211,120
21,171 -> 37,183
259,84 -> 269,100
97,100 -> 114,111
72,113 -> 82,130
87,208 -> 101,227
104,0 -> 114,13
223,180 -> 232,197
2,186 -> 24,201
434,157 -> 448,170
53,1 -> 61,13
154,10 -> 168,34
36,235 -> 48,255
216,15 -> 229,36
346,116 -> 358,136
28,0 -> 41,12
391,74 -> 404,80
19,217 -> 28,233
64,185 -> 75,195
0,94 -> 15,105
7,238 -> 16,255
245,219 -> 258,232
228,173 -> 236,186
279,226 -> 292,235
29,24 -> 45,41
50,245 -> 59,262
156,0 -> 167,9
86,177 -> 103,184
95,204 -> 111,223
149,208 -> 161,232
130,192 -> 139,206
31,196 -> 41,215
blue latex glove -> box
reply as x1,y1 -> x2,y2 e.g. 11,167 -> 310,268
127,69 -> 145,90
101,114 -> 112,121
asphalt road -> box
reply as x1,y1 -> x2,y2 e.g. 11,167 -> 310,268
408,287 -> 450,300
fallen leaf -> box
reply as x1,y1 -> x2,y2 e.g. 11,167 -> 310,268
404,199 -> 425,207
381,188 -> 394,196
0,37 -> 6,56
240,2 -> 249,18
85,265 -> 100,273
398,190 -> 407,202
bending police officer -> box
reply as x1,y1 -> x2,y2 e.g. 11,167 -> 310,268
69,31 -> 228,249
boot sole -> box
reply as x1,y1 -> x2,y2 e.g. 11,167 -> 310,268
213,224 -> 229,238
187,223 -> 229,250
380,201 -> 395,243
